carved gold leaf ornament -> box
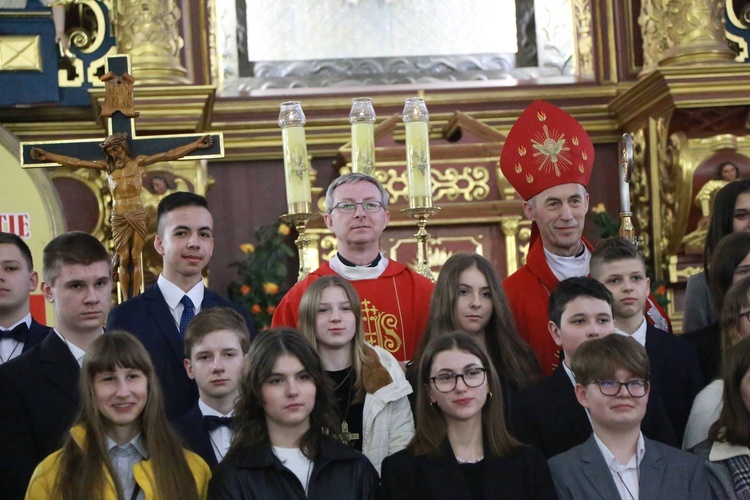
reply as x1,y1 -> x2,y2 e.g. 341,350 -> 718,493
531,124 -> 571,177
378,166 -> 490,204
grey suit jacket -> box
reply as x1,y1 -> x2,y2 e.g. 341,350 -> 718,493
548,434 -> 713,499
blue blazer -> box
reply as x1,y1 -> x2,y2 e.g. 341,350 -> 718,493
173,404 -> 218,469
645,323 -> 704,443
106,283 -> 255,420
22,318 -> 50,353
548,434 -> 712,499
0,332 -> 80,500
510,365 -> 677,458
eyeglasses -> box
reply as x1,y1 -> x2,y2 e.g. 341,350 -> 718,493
588,379 -> 649,398
739,311 -> 750,322
330,201 -> 384,214
429,367 -> 487,393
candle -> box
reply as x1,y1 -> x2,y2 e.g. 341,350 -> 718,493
350,97 -> 376,176
403,97 -> 432,208
279,101 -> 312,213
619,133 -> 633,213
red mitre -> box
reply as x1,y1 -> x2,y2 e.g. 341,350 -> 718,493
500,100 -> 594,201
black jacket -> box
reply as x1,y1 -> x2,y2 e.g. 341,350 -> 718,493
208,437 -> 379,499
381,439 -> 557,499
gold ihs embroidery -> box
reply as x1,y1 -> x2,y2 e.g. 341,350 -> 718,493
361,299 -> 402,354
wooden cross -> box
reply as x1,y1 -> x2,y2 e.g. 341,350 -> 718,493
21,54 -> 225,300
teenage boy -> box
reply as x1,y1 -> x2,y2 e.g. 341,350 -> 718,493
590,237 -> 703,443
173,307 -> 250,468
0,232 -> 49,363
107,192 -> 256,419
0,232 -> 111,500
548,335 -> 712,499
510,277 -> 676,458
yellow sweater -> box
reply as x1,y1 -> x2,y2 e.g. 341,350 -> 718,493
25,425 -> 210,500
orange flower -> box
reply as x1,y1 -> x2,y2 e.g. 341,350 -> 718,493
266,305 -> 276,314
240,243 -> 255,253
263,282 -> 279,295
278,223 -> 291,236
240,284 -> 251,296
656,285 -> 667,295
251,304 -> 262,314
591,203 -> 607,214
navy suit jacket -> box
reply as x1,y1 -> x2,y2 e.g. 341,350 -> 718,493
510,365 -> 677,458
173,404 -> 218,469
21,318 -> 50,353
0,333 -> 80,500
645,324 -> 704,443
548,434 -> 712,499
106,283 -> 255,420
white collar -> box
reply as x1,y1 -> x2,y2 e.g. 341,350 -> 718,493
199,398 -> 234,418
710,439 -> 750,461
543,244 -> 591,281
0,313 -> 32,331
562,359 -> 578,386
53,328 -> 95,367
614,318 -> 647,347
328,253 -> 389,280
106,433 -> 148,459
157,274 -> 204,311
593,431 -> 646,470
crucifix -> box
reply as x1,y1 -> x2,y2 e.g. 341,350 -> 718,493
341,420 -> 360,444
21,54 -> 225,301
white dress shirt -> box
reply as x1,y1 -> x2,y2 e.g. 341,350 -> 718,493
53,328 -> 89,367
199,398 -> 234,463
614,318 -> 647,347
593,431 -> 646,500
157,274 -> 204,329
0,313 -> 31,363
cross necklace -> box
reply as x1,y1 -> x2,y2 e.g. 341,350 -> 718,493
339,368 -> 359,444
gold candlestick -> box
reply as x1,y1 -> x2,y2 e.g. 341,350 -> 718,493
280,212 -> 320,282
402,206 -> 441,281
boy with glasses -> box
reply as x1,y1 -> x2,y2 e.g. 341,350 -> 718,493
590,237 -> 703,443
548,335 -> 712,499
272,172 -> 434,362
510,277 -> 677,458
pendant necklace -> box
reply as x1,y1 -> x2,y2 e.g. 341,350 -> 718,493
339,369 -> 359,444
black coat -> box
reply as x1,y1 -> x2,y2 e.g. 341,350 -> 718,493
381,440 -> 557,500
0,333 -> 80,500
173,404 -> 219,469
644,323 -> 704,443
21,318 -> 50,354
509,365 -> 677,458
682,320 -> 721,386
107,283 -> 256,420
208,437 -> 379,499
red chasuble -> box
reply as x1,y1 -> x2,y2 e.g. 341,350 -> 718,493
272,260 -> 434,362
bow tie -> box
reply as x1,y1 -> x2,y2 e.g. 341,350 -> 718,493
203,415 -> 234,432
0,323 -> 28,343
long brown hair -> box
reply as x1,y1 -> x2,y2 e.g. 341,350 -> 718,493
408,331 -> 520,457
414,253 -> 541,390
228,328 -> 342,460
298,275 -> 374,401
53,331 -> 199,499
709,336 -> 750,445
718,276 -> 750,366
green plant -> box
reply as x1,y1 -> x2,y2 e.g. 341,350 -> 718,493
229,222 -> 295,331
589,202 -> 621,238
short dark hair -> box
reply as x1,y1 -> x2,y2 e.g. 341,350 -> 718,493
0,231 -> 33,270
570,334 -> 650,384
589,237 -> 645,279
325,173 -> 389,213
548,277 -> 614,327
184,307 -> 251,358
157,192 -> 209,235
709,232 -> 750,312
43,232 -> 110,285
